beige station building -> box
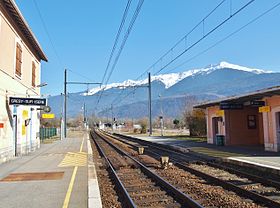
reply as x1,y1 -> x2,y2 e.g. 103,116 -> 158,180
195,86 -> 280,152
0,0 -> 47,162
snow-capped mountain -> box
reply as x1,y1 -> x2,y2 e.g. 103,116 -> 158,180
48,61 -> 279,119
85,61 -> 272,96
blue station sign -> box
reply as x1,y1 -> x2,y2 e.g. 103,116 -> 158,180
9,97 -> 46,106
220,102 -> 243,110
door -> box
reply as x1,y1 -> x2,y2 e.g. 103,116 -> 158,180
212,117 -> 223,144
276,112 -> 280,142
13,115 -> 17,156
212,117 -> 219,144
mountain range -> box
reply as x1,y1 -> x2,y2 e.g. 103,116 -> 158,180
48,61 -> 280,120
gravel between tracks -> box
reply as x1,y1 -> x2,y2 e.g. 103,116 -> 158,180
105,133 -> 264,208
91,140 -> 122,208
190,163 -> 280,203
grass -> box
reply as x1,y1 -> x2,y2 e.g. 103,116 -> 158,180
190,147 -> 246,157
41,136 -> 60,144
170,137 -> 207,142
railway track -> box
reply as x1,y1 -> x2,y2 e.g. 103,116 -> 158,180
90,130 -> 203,208
98,130 -> 280,208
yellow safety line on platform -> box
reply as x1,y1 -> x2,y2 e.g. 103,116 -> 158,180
62,136 -> 85,208
62,166 -> 78,208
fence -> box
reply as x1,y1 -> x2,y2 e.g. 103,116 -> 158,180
40,127 -> 57,140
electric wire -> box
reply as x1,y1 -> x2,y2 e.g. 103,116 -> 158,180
96,0 -> 145,107
165,1 -> 280,74
95,0 -> 133,108
108,0 -> 238,107
135,0 -> 227,80
100,0 -> 133,86
108,0 -> 275,111
32,0 -> 63,67
154,0 -> 256,75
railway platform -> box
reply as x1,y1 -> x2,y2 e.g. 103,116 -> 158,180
0,130 -> 101,208
131,134 -> 280,175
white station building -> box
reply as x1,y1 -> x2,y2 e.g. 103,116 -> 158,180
0,0 -> 48,163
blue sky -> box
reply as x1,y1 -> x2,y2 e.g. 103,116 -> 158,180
16,0 -> 280,95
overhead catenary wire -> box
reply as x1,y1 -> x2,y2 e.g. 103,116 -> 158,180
95,0 -> 133,109
100,0 -> 133,86
32,0 -> 63,67
153,0 -> 256,75
108,0 -> 261,110
135,0 -> 227,81
96,0 -> 145,107
165,1 -> 280,74
108,0 -> 237,107
104,0 -> 145,86
108,0 -> 248,109
67,69 -> 97,83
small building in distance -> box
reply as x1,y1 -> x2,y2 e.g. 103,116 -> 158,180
0,0 -> 47,162
195,86 -> 280,152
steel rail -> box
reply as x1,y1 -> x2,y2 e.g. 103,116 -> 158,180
115,132 -> 280,189
113,132 -> 280,189
94,130 -> 204,208
108,132 -> 280,208
90,132 -> 136,208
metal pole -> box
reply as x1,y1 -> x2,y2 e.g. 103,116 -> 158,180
148,72 -> 152,136
64,69 -> 67,138
111,104 -> 114,133
159,94 -> 164,136
83,102 -> 86,129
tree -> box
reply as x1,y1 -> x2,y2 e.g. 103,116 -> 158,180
184,108 -> 206,136
173,119 -> 180,129
138,118 -> 148,134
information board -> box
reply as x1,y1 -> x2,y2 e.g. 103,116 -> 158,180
259,106 -> 271,113
42,114 -> 55,119
9,97 -> 46,106
220,102 -> 243,110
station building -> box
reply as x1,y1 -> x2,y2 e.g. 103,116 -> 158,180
0,0 -> 47,162
195,86 -> 280,152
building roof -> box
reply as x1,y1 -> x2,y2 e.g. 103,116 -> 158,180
1,0 -> 48,61
194,86 -> 280,109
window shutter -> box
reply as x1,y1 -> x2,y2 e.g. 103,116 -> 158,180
15,43 -> 22,76
32,62 -> 36,87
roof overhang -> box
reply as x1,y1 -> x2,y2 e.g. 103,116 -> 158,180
194,86 -> 280,109
1,0 -> 48,62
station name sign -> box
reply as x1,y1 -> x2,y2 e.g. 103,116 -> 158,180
9,97 -> 46,106
250,100 -> 265,107
220,102 -> 243,110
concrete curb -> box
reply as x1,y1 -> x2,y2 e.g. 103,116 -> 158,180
222,157 -> 280,176
87,135 -> 102,208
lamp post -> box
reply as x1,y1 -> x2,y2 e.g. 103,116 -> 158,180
26,82 -> 48,96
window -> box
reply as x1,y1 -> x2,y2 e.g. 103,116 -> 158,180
32,61 -> 36,87
247,115 -> 257,129
15,43 -> 22,77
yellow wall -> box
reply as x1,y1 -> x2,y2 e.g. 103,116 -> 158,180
206,106 -> 225,144
262,96 -> 280,151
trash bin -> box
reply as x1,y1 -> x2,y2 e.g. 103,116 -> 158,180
216,134 -> 225,146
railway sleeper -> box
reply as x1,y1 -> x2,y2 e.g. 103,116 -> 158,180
133,197 -> 174,205
130,190 -> 166,197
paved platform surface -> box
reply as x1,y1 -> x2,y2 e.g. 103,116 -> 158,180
0,131 -> 88,208
132,135 -> 280,172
